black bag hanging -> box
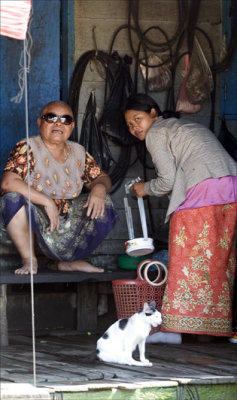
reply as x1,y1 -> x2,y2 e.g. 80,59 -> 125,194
80,91 -> 112,171
218,119 -> 237,162
99,54 -> 135,146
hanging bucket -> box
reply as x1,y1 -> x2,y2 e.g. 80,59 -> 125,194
124,179 -> 154,256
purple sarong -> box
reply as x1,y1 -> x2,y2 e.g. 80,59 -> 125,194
0,192 -> 118,262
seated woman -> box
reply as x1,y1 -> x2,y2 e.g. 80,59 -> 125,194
0,100 -> 118,274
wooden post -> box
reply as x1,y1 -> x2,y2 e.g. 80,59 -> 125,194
0,284 -> 9,346
76,282 -> 98,333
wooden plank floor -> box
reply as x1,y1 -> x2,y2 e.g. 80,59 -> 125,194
1,333 -> 237,399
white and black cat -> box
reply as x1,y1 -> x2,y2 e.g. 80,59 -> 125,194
96,301 -> 162,366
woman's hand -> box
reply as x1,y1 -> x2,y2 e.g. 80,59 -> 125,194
44,198 -> 60,231
83,174 -> 111,219
1,172 -> 60,232
131,182 -> 147,197
84,184 -> 107,219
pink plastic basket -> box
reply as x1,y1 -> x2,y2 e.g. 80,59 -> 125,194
112,259 -> 167,319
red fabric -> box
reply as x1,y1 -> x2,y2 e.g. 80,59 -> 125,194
161,203 -> 237,336
175,54 -> 201,114
0,0 -> 32,40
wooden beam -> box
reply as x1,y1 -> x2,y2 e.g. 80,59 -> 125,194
76,282 -> 98,333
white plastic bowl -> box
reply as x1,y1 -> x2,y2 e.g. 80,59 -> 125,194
125,237 -> 154,256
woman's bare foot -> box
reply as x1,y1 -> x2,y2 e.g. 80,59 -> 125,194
58,260 -> 104,273
15,258 -> 38,275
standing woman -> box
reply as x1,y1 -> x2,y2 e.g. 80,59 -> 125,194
124,93 -> 237,338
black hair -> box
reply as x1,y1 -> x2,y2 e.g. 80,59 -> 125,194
123,93 -> 180,119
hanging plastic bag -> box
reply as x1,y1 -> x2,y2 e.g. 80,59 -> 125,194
186,37 -> 214,104
218,119 -> 237,161
99,54 -> 135,146
140,54 -> 172,92
80,91 -> 112,171
176,55 -> 202,114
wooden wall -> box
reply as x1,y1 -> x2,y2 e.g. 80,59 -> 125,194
73,0 -> 223,256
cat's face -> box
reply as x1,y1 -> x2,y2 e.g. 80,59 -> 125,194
149,310 -> 162,327
143,302 -> 162,327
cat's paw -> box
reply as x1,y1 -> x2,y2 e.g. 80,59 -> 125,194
144,362 -> 153,367
142,359 -> 153,367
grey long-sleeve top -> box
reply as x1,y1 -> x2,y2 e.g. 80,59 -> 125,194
144,117 -> 237,222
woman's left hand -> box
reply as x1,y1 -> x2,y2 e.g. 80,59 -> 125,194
84,184 -> 107,219
131,182 -> 147,197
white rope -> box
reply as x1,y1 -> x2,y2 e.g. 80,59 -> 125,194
23,36 -> 37,387
11,16 -> 33,104
20,7 -> 37,385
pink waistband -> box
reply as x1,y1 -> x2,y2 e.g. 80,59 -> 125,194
175,176 -> 237,214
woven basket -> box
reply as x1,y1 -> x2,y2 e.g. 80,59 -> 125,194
112,259 -> 167,320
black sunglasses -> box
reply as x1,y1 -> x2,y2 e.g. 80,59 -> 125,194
40,113 -> 74,125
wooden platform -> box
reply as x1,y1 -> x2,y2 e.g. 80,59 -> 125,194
0,266 -> 137,284
1,333 -> 237,399
0,266 -> 137,347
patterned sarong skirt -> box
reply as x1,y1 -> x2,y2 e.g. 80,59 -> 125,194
0,192 -> 118,262
161,203 -> 237,336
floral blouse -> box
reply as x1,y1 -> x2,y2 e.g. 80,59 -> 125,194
3,140 -> 104,215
